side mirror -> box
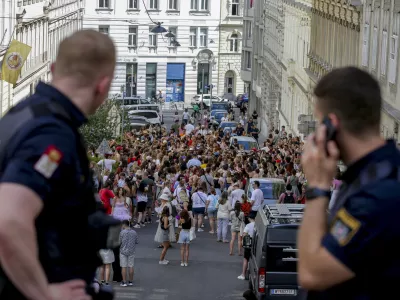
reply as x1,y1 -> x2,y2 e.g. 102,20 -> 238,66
161,122 -> 164,125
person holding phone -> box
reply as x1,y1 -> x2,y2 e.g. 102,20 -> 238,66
298,67 -> 400,299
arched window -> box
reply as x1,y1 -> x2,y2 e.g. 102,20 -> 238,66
225,70 -> 235,94
229,33 -> 239,52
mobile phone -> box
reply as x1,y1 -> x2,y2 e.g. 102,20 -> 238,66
322,116 -> 337,154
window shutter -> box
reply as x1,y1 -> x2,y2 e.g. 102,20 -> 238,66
389,35 -> 398,84
362,24 -> 370,66
381,30 -> 388,76
372,27 -> 378,69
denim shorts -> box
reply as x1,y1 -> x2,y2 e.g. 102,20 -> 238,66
178,229 -> 191,244
207,209 -> 217,218
192,207 -> 205,216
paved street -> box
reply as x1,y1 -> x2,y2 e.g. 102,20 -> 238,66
113,222 -> 248,300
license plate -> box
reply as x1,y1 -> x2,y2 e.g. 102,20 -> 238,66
270,289 -> 297,295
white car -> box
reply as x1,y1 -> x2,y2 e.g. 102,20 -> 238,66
229,136 -> 260,152
191,94 -> 228,107
128,110 -> 162,125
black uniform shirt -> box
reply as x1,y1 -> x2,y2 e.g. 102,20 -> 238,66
310,140 -> 400,299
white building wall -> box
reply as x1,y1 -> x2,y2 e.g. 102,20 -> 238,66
47,0 -> 84,79
360,0 -> 400,141
83,0 -> 221,103
218,0 -> 245,99
240,0 -> 253,98
280,0 -> 312,135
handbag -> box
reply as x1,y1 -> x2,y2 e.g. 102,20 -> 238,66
189,227 -> 196,241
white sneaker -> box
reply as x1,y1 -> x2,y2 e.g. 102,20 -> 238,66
198,228 -> 204,232
184,263 -> 188,267
159,260 -> 169,265
120,282 -> 128,287
133,224 -> 140,229
180,262 -> 185,267
237,275 -> 245,280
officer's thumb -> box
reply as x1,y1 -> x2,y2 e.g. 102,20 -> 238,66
63,279 -> 86,289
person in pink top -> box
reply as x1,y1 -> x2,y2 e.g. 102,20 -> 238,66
329,168 -> 342,209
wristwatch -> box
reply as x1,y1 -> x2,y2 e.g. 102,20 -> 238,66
305,187 -> 331,200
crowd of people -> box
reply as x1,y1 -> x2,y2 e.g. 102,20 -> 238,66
92,111 -> 342,286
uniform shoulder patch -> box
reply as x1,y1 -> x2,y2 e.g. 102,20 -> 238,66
34,145 -> 63,178
330,208 -> 361,246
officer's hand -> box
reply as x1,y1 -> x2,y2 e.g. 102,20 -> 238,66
48,279 -> 92,300
301,124 -> 339,190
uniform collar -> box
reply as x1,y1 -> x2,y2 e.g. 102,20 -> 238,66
35,81 -> 87,127
342,139 -> 399,184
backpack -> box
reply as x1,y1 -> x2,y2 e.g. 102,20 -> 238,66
283,192 -> 295,204
179,189 -> 189,202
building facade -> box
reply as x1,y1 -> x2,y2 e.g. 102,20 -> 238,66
307,0 -> 361,117
360,0 -> 400,141
240,0 -> 253,99
0,0 -> 83,115
280,0 -> 312,135
217,0 -> 245,99
83,0 -> 220,102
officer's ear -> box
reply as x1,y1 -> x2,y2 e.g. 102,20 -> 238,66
96,75 -> 113,96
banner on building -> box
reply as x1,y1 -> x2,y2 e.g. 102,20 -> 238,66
1,39 -> 31,85
250,0 -> 253,7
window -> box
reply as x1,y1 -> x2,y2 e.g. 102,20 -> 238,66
148,0 -> 158,9
362,24 -> 370,66
231,0 -> 239,16
199,28 -> 208,47
245,51 -> 251,69
128,0 -> 138,9
168,0 -> 178,10
190,0 -> 197,10
149,28 -> 157,46
388,35 -> 398,84
168,27 -> 177,46
247,21 -> 252,38
146,63 -> 157,99
371,27 -> 378,69
99,25 -> 109,35
200,0 -> 208,10
381,30 -> 388,76
189,27 -> 197,47
128,26 -> 137,46
229,33 -> 239,52
126,63 -> 137,97
98,0 -> 109,8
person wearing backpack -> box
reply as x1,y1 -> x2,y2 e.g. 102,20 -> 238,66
278,184 -> 298,204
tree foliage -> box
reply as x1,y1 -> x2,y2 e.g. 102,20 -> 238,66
80,100 -> 121,150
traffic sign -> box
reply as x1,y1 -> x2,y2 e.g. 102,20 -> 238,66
96,139 -> 113,155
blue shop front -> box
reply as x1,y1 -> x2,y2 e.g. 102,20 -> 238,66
166,63 -> 185,102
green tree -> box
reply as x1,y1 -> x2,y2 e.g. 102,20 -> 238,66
80,99 -> 121,150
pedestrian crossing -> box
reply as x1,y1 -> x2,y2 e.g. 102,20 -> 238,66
114,285 -> 245,300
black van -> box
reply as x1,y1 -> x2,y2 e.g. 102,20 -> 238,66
246,204 -> 307,300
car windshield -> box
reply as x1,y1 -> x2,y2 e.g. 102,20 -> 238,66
130,112 -> 158,119
211,110 -> 226,117
220,122 -> 237,129
215,112 -> 225,119
237,140 -> 259,150
248,182 -> 285,200
212,103 -> 229,110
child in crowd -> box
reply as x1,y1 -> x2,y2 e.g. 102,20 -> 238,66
120,220 -> 139,287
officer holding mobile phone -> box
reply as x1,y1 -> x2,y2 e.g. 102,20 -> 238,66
298,67 -> 400,299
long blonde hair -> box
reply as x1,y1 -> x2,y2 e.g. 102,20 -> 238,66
219,191 -> 228,205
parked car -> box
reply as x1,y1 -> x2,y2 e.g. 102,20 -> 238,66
219,121 -> 237,131
128,110 -> 162,125
191,94 -> 228,108
229,136 -> 259,152
235,93 -> 248,107
210,110 -> 228,123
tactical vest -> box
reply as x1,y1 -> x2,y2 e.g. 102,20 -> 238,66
0,100 -> 100,299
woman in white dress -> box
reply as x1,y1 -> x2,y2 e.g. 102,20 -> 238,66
154,194 -> 176,247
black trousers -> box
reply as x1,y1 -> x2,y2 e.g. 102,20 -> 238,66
112,247 -> 122,282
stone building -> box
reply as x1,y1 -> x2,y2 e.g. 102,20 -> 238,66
217,0 -> 245,99
360,0 -> 400,141
306,0 -> 361,109
280,0 -> 312,135
240,0 -> 253,98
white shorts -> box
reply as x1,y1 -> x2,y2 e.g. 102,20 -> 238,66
120,254 -> 135,268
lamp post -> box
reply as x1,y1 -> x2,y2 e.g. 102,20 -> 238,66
120,85 -> 125,140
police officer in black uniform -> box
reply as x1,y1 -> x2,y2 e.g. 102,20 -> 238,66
298,67 -> 400,299
0,30 -> 117,300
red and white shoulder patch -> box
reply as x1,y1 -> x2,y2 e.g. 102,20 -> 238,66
34,145 -> 63,178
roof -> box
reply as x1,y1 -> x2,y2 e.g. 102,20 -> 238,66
230,136 -> 257,142
249,177 -> 285,184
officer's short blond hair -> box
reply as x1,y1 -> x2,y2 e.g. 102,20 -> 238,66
54,30 -> 116,86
